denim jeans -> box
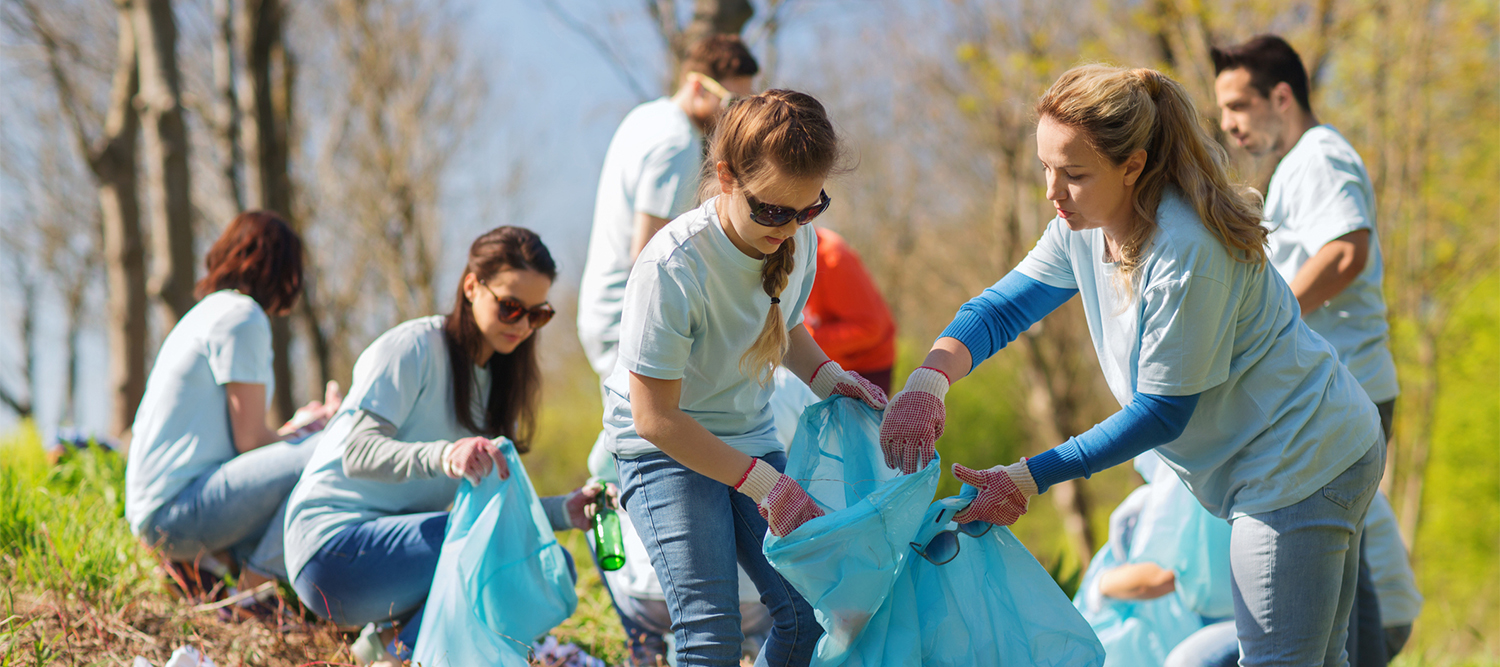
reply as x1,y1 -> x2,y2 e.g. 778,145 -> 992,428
1165,620 -> 1239,667
143,439 -> 317,579
292,511 -> 447,652
1230,439 -> 1383,666
616,451 -> 822,667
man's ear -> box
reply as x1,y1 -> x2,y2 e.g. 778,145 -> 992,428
1271,81 -> 1297,114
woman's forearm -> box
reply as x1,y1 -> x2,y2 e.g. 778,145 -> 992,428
916,337 -> 975,384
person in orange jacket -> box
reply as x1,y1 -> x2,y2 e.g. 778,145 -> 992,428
803,227 -> 897,393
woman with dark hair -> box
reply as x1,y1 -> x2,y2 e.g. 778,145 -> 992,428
125,210 -> 338,594
283,226 -> 602,664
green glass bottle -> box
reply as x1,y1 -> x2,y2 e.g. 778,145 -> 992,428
591,494 -> 625,571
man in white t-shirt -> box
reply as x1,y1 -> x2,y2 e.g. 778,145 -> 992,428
577,35 -> 759,381
576,35 -> 759,667
1213,34 -> 1403,667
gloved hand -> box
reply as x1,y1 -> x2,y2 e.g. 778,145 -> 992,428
952,459 -> 1038,526
443,436 -> 509,484
735,458 -> 825,537
809,360 -> 889,410
878,367 -> 950,473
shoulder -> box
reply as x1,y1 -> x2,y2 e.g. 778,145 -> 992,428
366,316 -> 448,363
1277,126 -> 1369,185
813,227 -> 847,263
1147,189 -> 1234,279
199,291 -> 271,335
639,202 -> 715,268
624,99 -> 695,151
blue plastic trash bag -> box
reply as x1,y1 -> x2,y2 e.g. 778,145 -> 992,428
412,439 -> 578,667
764,397 -> 1106,667
1071,453 -> 1233,667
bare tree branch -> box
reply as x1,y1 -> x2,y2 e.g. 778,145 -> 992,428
536,0 -> 653,101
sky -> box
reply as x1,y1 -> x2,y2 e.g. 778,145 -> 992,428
0,0 -> 900,438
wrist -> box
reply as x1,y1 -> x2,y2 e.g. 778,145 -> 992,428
734,458 -> 780,504
808,360 -> 843,398
903,367 -> 951,400
1004,459 -> 1039,497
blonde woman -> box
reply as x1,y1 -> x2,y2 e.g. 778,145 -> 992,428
602,90 -> 886,666
881,65 -> 1382,666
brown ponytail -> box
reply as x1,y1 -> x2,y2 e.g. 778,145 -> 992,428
1037,65 -> 1267,293
701,89 -> 843,385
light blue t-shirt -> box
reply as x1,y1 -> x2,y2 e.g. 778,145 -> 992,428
603,198 -> 818,459
125,291 -> 274,535
283,316 -> 487,581
1265,125 -> 1398,403
578,97 -> 704,377
1015,188 -> 1380,518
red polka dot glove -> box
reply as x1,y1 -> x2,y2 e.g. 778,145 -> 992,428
809,360 -> 889,410
735,458 -> 825,537
877,367 -> 950,474
951,460 -> 1038,526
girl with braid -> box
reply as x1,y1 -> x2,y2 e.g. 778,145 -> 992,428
601,89 -> 885,666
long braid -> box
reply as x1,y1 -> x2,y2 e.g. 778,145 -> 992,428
739,234 -> 797,385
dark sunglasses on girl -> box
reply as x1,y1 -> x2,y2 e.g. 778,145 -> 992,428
744,189 -> 832,227
480,282 -> 555,329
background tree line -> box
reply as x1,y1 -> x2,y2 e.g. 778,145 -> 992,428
0,0 -> 1493,658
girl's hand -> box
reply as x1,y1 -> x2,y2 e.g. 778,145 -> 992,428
951,460 -> 1037,526
734,459 -> 825,537
878,367 -> 950,473
564,481 -> 618,530
809,360 -> 888,410
277,382 -> 344,439
442,436 -> 508,484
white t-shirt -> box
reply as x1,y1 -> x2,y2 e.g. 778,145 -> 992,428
578,98 -> 704,377
125,291 -> 275,535
1265,125 -> 1398,403
603,198 -> 818,459
284,316 -> 486,581
1015,188 -> 1380,519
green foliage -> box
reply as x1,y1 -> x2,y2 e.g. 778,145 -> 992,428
0,423 -> 158,608
1411,273 -> 1500,658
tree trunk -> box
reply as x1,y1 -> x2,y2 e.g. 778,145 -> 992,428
99,2 -> 148,439
134,0 -> 196,325
238,0 -> 297,421
651,0 -> 754,91
213,0 -> 242,213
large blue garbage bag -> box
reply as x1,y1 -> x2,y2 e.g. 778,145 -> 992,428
412,439 -> 578,667
764,397 -> 1106,666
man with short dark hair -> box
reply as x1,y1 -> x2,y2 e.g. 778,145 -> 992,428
1212,34 -> 1408,667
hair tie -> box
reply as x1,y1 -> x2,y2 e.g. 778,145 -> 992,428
770,297 -> 781,305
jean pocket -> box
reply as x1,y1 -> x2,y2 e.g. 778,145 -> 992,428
1322,443 -> 1381,511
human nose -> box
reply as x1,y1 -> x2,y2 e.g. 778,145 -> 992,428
1044,171 -> 1066,202
1220,110 -> 1235,135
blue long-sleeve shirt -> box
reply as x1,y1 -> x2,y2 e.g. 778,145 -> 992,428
940,272 -> 1200,493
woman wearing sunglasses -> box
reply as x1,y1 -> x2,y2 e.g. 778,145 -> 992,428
882,65 -> 1382,665
600,90 -> 886,667
283,226 -> 603,665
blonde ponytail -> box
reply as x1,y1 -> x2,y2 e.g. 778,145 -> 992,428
738,234 -> 797,385
1037,65 -> 1267,292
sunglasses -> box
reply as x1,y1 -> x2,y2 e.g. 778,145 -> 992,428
743,188 -> 832,227
479,282 -> 555,329
696,73 -> 739,105
909,490 -> 993,566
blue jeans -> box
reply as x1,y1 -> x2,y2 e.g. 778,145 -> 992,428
1229,440 -> 1383,666
291,511 -> 449,652
143,439 -> 317,579
616,452 -> 822,667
